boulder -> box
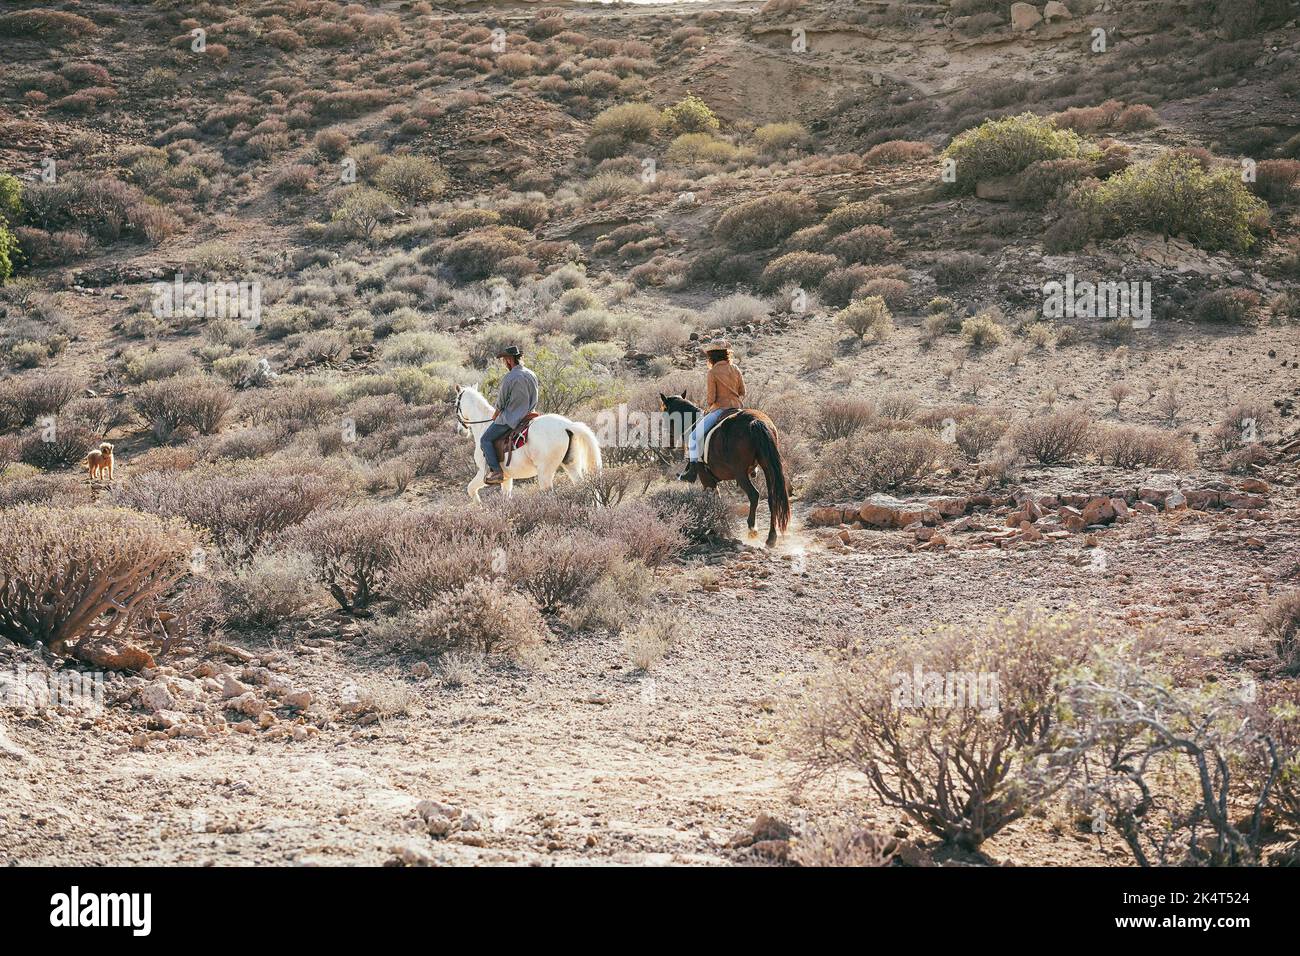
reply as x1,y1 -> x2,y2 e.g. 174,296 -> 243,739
139,683 -> 177,713
1059,506 -> 1085,532
1184,489 -> 1219,510
1043,1 -> 1072,21
859,494 -> 940,529
925,495 -> 969,517
1080,497 -> 1116,526
808,505 -> 854,527
1011,2 -> 1043,31
1239,478 -> 1270,494
1165,490 -> 1188,510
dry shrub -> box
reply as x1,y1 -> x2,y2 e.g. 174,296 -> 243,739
592,498 -> 685,569
1262,591 -> 1300,672
280,504 -> 412,611
1012,158 -> 1094,209
955,412 -> 1010,460
649,487 -> 735,547
1193,287 -> 1261,323
822,201 -> 887,235
791,824 -> 895,867
1093,423 -> 1195,469
0,505 -> 198,656
1014,409 -> 1094,464
814,264 -> 889,307
622,610 -> 686,671
133,375 -> 233,441
812,397 -> 878,441
1251,159 -> 1300,203
443,229 -> 526,281
1060,646 -> 1292,866
109,461 -> 346,564
825,224 -> 895,264
509,529 -> 624,613
791,611 -> 1094,849
863,140 -> 932,166
0,373 -> 79,428
0,472 -> 91,508
18,421 -> 94,470
408,578 -> 545,657
219,551 -> 323,628
714,193 -> 818,250
759,251 -> 839,293
837,296 -> 894,342
0,10 -> 98,40
809,429 -> 949,499
934,252 -> 988,287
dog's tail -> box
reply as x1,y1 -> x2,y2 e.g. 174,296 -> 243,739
563,422 -> 603,478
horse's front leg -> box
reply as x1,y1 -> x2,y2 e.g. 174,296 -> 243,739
467,467 -> 486,501
500,477 -> 514,499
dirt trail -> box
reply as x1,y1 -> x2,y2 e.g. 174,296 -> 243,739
10,491 -> 1278,866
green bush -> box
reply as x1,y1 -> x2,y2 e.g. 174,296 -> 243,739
662,94 -> 719,135
837,296 -> 894,341
375,155 -> 447,207
1072,152 -> 1268,252
665,133 -> 738,165
752,122 -> 807,153
942,113 -> 1097,194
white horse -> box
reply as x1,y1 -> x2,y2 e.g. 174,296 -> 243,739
453,384 -> 603,500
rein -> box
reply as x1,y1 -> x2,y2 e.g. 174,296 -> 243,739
455,391 -> 496,427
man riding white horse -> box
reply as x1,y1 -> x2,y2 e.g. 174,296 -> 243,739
480,344 -> 539,485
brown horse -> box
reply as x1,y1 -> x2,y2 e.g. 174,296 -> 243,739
659,392 -> 791,547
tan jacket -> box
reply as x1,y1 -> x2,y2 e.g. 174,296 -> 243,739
706,360 -> 745,412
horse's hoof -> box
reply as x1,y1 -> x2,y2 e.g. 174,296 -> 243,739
748,528 -> 758,539
765,536 -> 777,548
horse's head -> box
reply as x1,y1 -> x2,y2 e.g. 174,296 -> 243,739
659,390 -> 698,448
659,389 -> 697,416
453,384 -> 490,436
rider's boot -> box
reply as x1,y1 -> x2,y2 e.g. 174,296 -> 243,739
677,460 -> 698,483
485,469 -> 505,485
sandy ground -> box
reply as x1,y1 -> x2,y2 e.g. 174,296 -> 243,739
4,470 -> 1291,866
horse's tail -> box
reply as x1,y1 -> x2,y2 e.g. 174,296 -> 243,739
749,417 -> 790,535
563,421 -> 603,478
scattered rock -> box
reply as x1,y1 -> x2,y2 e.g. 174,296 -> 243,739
1010,2 -> 1043,31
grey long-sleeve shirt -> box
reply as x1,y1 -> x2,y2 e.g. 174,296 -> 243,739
496,364 -> 539,428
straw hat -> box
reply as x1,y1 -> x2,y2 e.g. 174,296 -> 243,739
699,338 -> 732,353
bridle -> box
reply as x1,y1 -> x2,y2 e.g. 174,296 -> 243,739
454,390 -> 494,428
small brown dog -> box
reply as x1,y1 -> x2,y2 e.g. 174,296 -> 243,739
87,442 -> 114,480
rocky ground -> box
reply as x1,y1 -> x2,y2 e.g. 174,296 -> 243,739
4,442 -> 1295,865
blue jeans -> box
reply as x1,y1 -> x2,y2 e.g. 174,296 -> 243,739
480,421 -> 512,471
687,409 -> 728,462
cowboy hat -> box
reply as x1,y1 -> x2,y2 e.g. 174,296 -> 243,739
495,344 -> 523,358
699,339 -> 732,353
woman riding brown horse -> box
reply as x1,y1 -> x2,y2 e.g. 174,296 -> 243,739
659,389 -> 791,547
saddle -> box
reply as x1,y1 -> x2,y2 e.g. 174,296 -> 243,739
493,412 -> 540,468
700,408 -> 745,465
